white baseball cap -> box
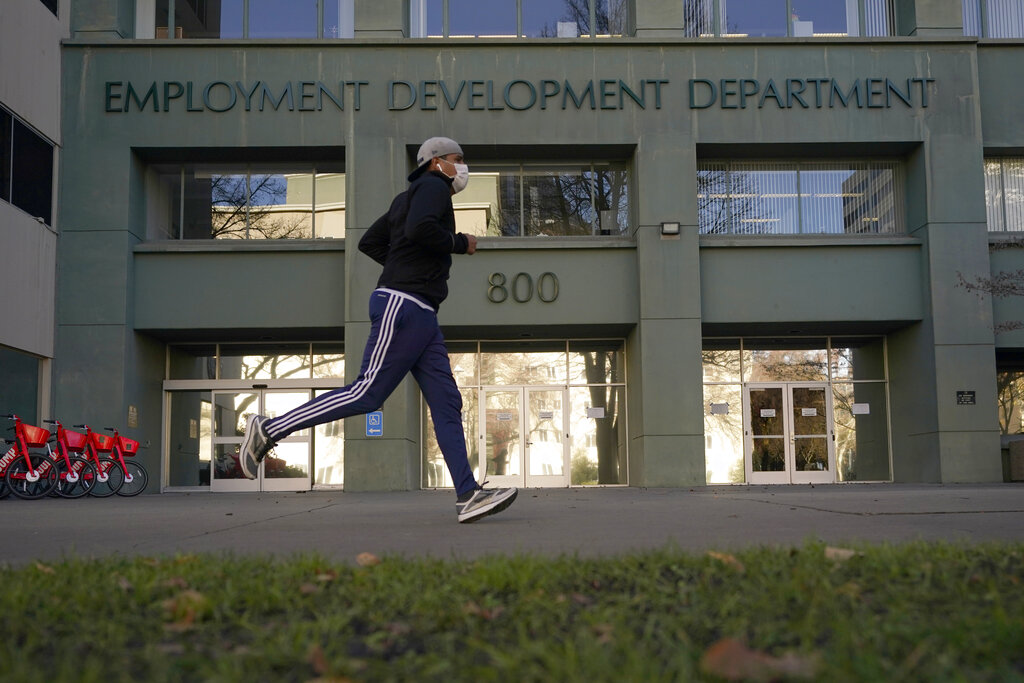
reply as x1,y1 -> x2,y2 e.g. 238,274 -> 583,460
410,136 -> 464,180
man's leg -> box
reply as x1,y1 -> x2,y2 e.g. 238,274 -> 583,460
411,325 -> 517,523
410,327 -> 478,497
239,291 -> 429,478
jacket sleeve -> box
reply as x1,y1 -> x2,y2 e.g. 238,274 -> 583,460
358,211 -> 391,265
405,177 -> 465,254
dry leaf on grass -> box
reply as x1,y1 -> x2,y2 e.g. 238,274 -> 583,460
825,546 -> 860,562
355,552 -> 380,567
700,638 -> 820,682
707,551 -> 746,572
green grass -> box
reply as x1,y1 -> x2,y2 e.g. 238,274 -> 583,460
1,542 -> 1022,682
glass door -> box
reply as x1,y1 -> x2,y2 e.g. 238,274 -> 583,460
789,384 -> 834,484
525,388 -> 568,487
481,389 -> 522,488
745,384 -> 789,484
480,387 -> 569,488
210,390 -> 312,492
744,383 -> 835,484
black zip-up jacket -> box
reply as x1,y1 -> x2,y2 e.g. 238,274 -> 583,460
358,170 -> 471,310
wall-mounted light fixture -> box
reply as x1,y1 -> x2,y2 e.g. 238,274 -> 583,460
660,221 -> 680,236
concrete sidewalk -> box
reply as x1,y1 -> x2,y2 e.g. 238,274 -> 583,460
2,483 -> 1024,566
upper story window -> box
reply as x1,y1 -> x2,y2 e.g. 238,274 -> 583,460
147,163 -> 345,240
0,104 -> 54,227
698,160 -> 904,235
148,0 -> 354,39
39,0 -> 58,17
683,0 -> 893,37
457,162 -> 630,237
964,0 -> 1024,38
985,158 -> 1024,232
411,0 -> 631,38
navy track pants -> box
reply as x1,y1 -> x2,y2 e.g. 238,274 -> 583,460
262,289 -> 478,496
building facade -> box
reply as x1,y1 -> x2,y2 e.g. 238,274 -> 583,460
5,0 -> 1024,493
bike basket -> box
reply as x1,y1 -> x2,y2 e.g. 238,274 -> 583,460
64,429 -> 88,452
21,424 -> 51,447
90,433 -> 115,453
118,437 -> 140,456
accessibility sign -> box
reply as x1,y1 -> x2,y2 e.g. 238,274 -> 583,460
366,411 -> 383,437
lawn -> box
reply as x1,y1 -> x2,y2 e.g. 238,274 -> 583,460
1,541 -> 1022,682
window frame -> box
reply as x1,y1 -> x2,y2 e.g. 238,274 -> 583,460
683,0 -> 895,38
697,159 -> 905,236
150,0 -> 355,40
411,0 -> 633,39
148,162 -> 345,241
0,103 -> 55,227
463,160 -> 632,237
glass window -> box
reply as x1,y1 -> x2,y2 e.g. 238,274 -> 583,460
312,344 -> 345,380
156,163 -> 343,240
450,0 -> 517,37
313,388 -> 344,485
698,161 -> 904,235
568,341 -> 625,384
689,0 -> 891,37
423,388 -> 478,488
414,0 -> 630,37
480,341 -> 568,385
833,382 -> 890,480
830,337 -> 885,381
154,0 -> 352,39
461,162 -> 629,237
39,0 -> 58,16
249,0 -> 317,38
702,339 -> 743,383
997,371 -> 1024,434
703,383 -> 743,483
724,0 -> 786,37
9,118 -> 54,225
964,0 -> 1024,37
985,158 -> 1024,232
167,391 -> 213,486
743,338 -> 828,382
168,344 -> 217,379
570,385 -> 626,484
218,344 -> 313,380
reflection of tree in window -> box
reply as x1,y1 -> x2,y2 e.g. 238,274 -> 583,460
536,0 -> 630,36
210,173 -> 312,239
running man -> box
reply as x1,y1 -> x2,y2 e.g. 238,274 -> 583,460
238,137 -> 517,523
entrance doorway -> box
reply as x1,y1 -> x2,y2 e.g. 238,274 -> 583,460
480,387 -> 569,488
210,389 -> 312,492
744,383 -> 835,484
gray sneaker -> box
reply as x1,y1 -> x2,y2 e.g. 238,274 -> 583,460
239,414 -> 275,480
456,485 -> 518,523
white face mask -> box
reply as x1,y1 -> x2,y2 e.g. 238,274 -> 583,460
438,158 -> 470,194
451,163 -> 470,194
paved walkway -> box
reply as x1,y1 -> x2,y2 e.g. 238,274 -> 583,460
3,484 -> 1024,565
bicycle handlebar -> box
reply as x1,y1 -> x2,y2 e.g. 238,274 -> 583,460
73,424 -> 87,429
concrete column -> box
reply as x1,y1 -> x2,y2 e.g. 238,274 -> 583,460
71,0 -> 134,39
342,134 -> 422,491
894,0 -> 965,36
888,116 -> 1002,482
629,132 -> 706,486
354,0 -> 407,39
634,0 -> 686,38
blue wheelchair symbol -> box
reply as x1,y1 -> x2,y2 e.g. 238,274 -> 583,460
366,411 -> 383,437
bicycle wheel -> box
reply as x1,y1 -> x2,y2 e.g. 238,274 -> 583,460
87,457 -> 125,497
55,456 -> 97,499
7,454 -> 58,500
116,460 -> 148,497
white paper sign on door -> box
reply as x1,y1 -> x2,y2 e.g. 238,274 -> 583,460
801,408 -> 818,417
852,403 -> 871,415
760,409 -> 776,418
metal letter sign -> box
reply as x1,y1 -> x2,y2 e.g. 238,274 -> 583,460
366,411 -> 383,436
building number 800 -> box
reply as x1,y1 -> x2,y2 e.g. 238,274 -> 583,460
487,272 -> 559,303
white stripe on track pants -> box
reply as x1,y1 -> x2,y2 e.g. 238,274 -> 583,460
262,289 -> 478,496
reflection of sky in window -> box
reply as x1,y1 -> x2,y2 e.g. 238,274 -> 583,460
249,0 -> 318,38
726,0 -> 852,36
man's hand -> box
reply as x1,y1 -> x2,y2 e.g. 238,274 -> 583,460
465,234 -> 477,255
